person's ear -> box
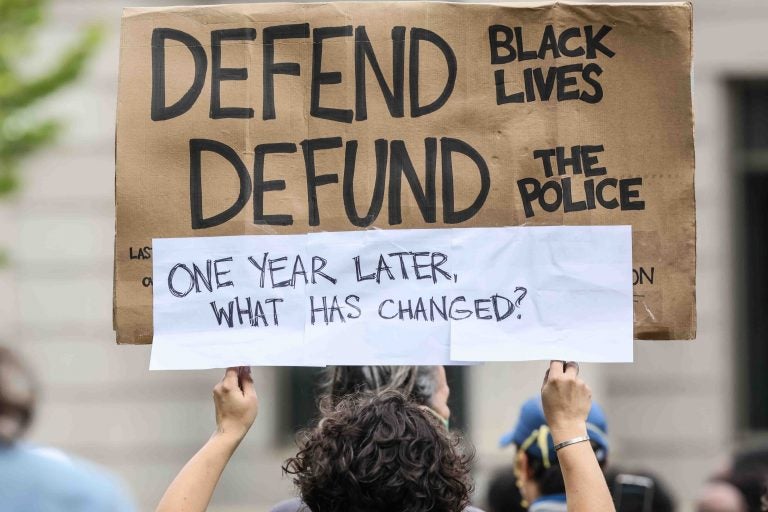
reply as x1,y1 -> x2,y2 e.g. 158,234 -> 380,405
522,451 -> 536,479
514,449 -> 530,483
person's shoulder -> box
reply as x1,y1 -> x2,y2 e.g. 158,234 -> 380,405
269,497 -> 308,512
0,443 -> 135,511
267,498 -> 486,512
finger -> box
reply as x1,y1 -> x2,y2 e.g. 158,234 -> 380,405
564,361 -> 579,378
222,367 -> 239,389
238,366 -> 253,382
549,360 -> 564,374
542,368 -> 551,389
237,366 -> 254,394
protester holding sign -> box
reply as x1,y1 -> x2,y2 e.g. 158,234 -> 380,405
155,362 -> 615,512
271,365 -> 454,511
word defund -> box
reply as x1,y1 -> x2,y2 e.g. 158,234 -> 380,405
190,136 -> 489,229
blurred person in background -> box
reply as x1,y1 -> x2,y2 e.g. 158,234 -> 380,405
605,469 -> 676,512
732,446 -> 768,512
156,361 -> 616,512
697,481 -> 748,512
499,364 -> 610,512
485,465 -> 526,512
697,445 -> 768,512
0,346 -> 135,511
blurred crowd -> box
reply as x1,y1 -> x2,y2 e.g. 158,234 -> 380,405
1,347 -> 766,511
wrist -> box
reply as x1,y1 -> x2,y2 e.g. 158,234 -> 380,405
212,425 -> 247,447
549,422 -> 588,445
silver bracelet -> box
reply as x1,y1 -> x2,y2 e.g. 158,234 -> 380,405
554,435 -> 591,451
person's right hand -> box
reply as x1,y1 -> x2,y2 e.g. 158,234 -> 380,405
213,367 -> 259,441
541,360 -> 591,444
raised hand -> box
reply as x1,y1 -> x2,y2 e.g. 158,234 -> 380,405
213,366 -> 259,441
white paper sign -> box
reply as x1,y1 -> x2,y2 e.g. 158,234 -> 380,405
150,226 -> 633,369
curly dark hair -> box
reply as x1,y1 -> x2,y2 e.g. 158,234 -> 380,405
283,390 -> 474,512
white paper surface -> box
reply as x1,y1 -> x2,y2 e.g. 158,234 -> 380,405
150,226 -> 633,369
448,226 -> 634,362
150,234 -> 311,369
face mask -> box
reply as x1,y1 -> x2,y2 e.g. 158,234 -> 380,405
420,405 -> 450,430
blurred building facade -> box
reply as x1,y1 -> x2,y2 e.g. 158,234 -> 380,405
0,0 -> 765,510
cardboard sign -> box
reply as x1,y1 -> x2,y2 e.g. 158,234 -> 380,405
150,226 -> 633,369
115,1 -> 695,345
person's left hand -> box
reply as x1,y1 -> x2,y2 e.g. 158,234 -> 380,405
213,367 -> 259,441
541,361 -> 591,443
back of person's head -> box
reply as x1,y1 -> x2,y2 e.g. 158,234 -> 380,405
500,397 -> 609,497
485,465 -> 526,512
324,366 -> 439,405
284,390 -> 473,512
0,347 -> 36,443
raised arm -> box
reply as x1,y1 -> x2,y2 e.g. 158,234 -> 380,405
541,361 -> 615,512
156,367 -> 258,512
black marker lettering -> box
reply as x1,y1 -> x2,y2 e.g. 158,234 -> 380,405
151,28 -> 207,121
311,256 -> 337,284
355,26 -> 405,120
388,138 -> 436,224
247,253 -> 268,288
311,26 -> 354,123
189,139 -> 251,229
409,28 -> 457,117
488,25 -> 516,64
213,257 -> 234,288
168,263 -> 195,298
344,139 -> 386,227
210,28 -> 257,119
254,143 -> 296,226
301,137 -> 342,226
441,137 -> 490,224
263,24 -> 310,120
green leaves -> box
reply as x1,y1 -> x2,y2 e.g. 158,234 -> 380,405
0,0 -> 102,199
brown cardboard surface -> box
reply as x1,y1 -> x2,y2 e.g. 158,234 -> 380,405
115,1 -> 695,344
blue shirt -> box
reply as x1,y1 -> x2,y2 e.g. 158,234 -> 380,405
529,493 -> 568,512
0,443 -> 136,512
